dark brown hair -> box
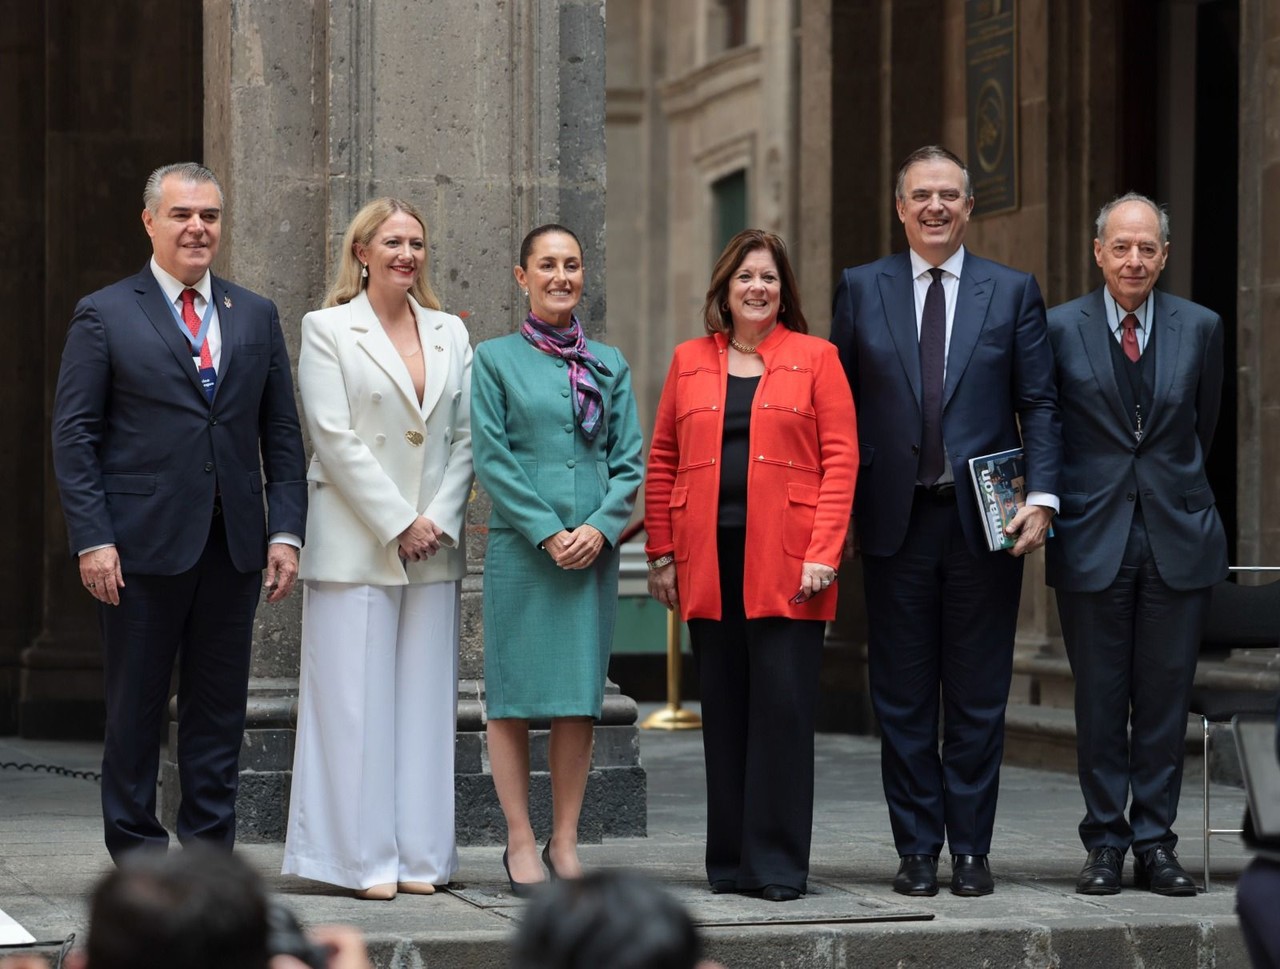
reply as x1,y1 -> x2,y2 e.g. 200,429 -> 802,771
519,223 -> 583,269
701,229 -> 807,335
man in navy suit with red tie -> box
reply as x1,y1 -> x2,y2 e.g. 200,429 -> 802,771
830,146 -> 1062,897
1047,194 -> 1227,896
52,162 -> 307,860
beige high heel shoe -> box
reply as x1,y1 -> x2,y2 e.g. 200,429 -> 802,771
353,882 -> 397,901
397,881 -> 437,894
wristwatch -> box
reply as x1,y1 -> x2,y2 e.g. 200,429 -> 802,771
646,554 -> 675,570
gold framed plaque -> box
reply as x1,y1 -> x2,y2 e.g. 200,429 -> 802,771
966,0 -> 1019,215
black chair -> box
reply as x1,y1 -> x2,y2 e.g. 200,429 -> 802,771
1192,567 -> 1280,891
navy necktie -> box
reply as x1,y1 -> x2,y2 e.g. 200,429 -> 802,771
918,268 -> 946,484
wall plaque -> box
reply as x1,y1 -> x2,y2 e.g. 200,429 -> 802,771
966,0 -> 1019,215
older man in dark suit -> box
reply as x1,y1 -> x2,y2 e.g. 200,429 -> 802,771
52,162 -> 307,860
1047,193 -> 1227,896
831,146 -> 1062,897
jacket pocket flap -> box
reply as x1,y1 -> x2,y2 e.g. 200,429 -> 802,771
787,482 -> 820,506
1183,484 -> 1215,512
669,486 -> 688,509
102,472 -> 156,495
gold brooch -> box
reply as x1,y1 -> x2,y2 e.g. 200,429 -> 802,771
405,430 -> 424,447
223,296 -> 232,308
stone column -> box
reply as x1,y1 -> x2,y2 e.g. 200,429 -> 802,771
178,0 -> 642,843
1236,0 -> 1280,568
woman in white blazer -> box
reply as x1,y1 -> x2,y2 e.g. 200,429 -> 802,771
282,198 -> 473,900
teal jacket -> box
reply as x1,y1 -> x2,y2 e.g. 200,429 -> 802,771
472,332 -> 644,548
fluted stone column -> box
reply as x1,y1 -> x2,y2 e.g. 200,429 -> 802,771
163,0 -> 643,842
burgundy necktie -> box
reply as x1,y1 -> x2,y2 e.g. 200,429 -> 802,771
918,268 -> 946,484
181,288 -> 217,401
1120,313 -> 1141,363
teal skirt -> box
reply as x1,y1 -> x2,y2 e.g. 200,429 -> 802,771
482,528 -> 619,719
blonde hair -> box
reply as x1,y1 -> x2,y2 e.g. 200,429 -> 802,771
323,197 -> 442,310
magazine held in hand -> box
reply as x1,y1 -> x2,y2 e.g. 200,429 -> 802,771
967,448 -> 1032,552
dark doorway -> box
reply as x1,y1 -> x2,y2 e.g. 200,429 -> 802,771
1,0 -> 203,737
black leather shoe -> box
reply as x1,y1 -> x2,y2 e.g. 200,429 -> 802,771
1076,846 -> 1123,895
893,855 -> 939,896
1134,845 -> 1196,896
761,884 -> 801,902
950,854 -> 994,896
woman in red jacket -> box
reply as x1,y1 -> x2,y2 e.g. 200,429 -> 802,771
645,229 -> 858,902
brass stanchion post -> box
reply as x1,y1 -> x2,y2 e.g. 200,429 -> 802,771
640,607 -> 701,730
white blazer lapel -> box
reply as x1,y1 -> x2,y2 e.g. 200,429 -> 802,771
413,298 -> 449,419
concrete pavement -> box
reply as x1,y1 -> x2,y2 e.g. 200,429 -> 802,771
0,713 -> 1257,968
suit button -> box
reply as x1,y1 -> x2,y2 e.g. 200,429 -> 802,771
372,392 -> 382,402
561,389 -> 570,398
564,423 -> 573,433
204,462 -> 214,472
556,360 -> 566,368
209,417 -> 218,426
566,459 -> 576,468
911,444 -> 920,455
375,434 -> 386,444
1126,492 -> 1135,501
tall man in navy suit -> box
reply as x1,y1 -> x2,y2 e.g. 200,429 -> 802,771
831,146 -> 1062,897
52,163 -> 308,860
1047,194 -> 1227,896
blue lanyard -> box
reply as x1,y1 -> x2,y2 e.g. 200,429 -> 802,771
166,291 -> 216,355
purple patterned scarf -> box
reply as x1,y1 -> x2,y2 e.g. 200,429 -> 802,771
519,312 -> 613,441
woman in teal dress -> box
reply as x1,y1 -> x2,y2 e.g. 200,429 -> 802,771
472,224 -> 644,894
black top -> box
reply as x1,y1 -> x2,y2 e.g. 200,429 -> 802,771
718,374 -> 760,527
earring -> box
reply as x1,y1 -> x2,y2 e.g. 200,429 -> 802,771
361,264 -> 368,279
523,289 -> 529,298
780,302 -> 786,315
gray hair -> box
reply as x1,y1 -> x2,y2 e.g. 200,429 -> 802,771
1095,192 -> 1169,244
143,163 -> 223,213
894,145 -> 973,200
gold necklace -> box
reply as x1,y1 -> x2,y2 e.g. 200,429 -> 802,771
729,324 -> 775,354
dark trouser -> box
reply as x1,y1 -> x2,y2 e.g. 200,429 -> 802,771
1238,857 -> 1280,967
98,508 -> 261,861
1055,507 -> 1209,856
862,488 -> 1024,857
687,527 -> 825,893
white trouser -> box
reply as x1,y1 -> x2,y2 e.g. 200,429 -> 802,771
282,580 -> 459,889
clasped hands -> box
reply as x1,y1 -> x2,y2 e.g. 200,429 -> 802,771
542,524 -> 605,570
398,515 -> 445,562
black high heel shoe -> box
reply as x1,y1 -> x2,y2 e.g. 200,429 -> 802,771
542,840 -> 558,881
502,848 -> 541,898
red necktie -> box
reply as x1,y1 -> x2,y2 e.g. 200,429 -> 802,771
1121,313 -> 1141,363
181,288 -> 212,370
